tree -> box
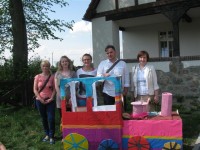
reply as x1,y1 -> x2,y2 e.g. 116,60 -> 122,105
0,0 -> 74,80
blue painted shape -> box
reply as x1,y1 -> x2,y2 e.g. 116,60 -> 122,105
60,76 -> 122,98
98,139 -> 119,150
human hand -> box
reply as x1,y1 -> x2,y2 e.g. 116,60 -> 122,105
0,143 -> 6,150
45,97 -> 53,104
123,87 -> 128,96
103,73 -> 110,77
154,95 -> 159,104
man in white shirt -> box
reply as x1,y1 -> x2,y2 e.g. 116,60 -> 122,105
97,45 -> 130,108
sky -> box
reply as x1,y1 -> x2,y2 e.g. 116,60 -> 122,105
29,0 -> 92,66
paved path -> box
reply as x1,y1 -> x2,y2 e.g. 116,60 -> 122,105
193,133 -> 200,150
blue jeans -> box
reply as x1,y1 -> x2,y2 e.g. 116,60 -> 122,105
36,100 -> 55,138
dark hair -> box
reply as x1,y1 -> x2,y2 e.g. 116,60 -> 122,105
82,53 -> 92,61
105,45 -> 116,52
137,50 -> 150,62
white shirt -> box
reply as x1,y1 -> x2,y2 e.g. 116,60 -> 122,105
97,59 -> 130,97
76,68 -> 97,77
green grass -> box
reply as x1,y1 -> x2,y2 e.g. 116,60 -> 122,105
0,105 -> 63,150
181,112 -> 200,150
0,104 -> 200,150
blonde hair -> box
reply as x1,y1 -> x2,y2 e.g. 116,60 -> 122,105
57,55 -> 73,71
40,60 -> 51,67
40,60 -> 52,74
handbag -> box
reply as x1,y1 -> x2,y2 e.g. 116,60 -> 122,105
32,74 -> 51,108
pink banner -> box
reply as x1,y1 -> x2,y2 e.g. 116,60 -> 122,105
122,119 -> 182,137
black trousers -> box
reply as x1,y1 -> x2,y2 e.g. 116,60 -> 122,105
103,93 -> 127,111
103,93 -> 115,105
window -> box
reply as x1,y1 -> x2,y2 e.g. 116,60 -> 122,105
159,31 -> 173,57
138,0 -> 156,5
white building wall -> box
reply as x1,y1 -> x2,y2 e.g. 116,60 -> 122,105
92,17 -> 120,68
96,0 -> 158,11
118,0 -> 135,8
138,0 -> 156,5
179,18 -> 200,56
122,20 -> 200,72
96,0 -> 115,13
91,1 -> 200,71
127,60 -> 200,73
122,22 -> 172,59
122,19 -> 200,59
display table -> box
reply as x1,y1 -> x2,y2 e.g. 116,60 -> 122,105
122,112 -> 183,150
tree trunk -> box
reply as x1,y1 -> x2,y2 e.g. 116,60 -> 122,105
9,0 -> 28,80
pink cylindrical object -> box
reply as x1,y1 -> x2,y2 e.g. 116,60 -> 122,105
161,92 -> 172,116
131,101 -> 148,118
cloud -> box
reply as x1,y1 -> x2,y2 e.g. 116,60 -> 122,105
69,20 -> 91,33
31,39 -> 93,67
30,20 -> 93,67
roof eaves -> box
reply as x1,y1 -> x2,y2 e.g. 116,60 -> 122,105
83,0 -> 100,21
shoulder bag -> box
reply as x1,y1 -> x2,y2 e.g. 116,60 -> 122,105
32,74 -> 51,108
106,59 -> 121,73
98,59 -> 121,96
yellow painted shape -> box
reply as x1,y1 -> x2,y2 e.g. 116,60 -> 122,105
162,141 -> 181,150
63,133 -> 88,150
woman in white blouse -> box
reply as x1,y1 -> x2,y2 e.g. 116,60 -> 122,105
130,50 -> 159,111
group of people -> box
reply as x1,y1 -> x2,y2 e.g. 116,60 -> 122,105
33,44 -> 159,144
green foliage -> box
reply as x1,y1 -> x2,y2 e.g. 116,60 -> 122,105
0,58 -> 13,81
27,56 -> 43,79
0,0 -> 74,55
0,56 -> 42,81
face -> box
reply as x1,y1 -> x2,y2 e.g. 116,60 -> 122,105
60,58 -> 69,69
139,54 -> 147,66
82,55 -> 92,67
41,63 -> 50,73
106,48 -> 116,61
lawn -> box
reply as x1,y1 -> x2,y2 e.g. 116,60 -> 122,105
0,105 -> 63,150
0,104 -> 199,150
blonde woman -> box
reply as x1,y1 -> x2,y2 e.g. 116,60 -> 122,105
33,60 -> 56,144
54,56 -> 76,118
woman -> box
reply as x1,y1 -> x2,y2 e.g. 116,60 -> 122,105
33,60 -> 56,144
54,56 -> 76,117
76,53 -> 97,106
130,50 -> 159,111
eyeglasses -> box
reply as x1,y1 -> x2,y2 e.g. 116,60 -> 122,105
83,59 -> 91,61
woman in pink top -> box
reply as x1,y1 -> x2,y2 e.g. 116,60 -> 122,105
33,60 -> 56,144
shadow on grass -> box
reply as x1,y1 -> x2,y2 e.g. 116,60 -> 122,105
181,112 -> 200,150
183,144 -> 194,150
